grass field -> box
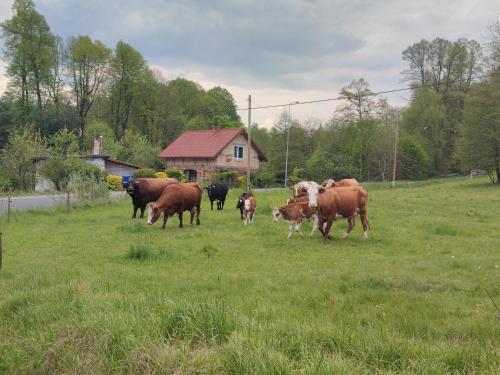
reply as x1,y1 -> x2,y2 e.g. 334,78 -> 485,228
0,177 -> 499,374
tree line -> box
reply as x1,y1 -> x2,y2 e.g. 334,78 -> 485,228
0,0 -> 499,192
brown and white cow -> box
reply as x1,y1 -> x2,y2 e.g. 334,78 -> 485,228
273,200 -> 318,238
292,181 -> 322,207
316,185 -> 369,242
147,182 -> 202,229
243,195 -> 257,225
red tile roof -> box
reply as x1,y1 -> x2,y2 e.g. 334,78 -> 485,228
159,128 -> 267,161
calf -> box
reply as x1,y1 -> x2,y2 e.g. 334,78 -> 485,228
316,186 -> 369,242
243,196 -> 257,225
126,177 -> 178,218
273,201 -> 318,238
147,182 -> 202,229
321,178 -> 359,188
237,192 -> 252,220
206,183 -> 228,210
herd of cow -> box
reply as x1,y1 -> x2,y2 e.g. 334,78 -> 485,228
125,176 -> 369,242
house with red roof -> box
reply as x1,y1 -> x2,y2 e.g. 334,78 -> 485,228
159,128 -> 267,181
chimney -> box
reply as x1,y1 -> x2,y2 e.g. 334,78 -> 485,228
93,135 -> 102,155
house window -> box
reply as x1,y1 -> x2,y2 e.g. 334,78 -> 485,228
234,145 -> 244,159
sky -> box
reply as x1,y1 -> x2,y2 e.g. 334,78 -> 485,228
0,0 -> 499,128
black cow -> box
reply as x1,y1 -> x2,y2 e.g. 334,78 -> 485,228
237,192 -> 252,220
126,178 -> 178,218
206,183 -> 228,210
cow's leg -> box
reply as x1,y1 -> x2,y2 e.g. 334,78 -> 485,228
360,209 -> 369,240
288,222 -> 293,239
240,208 -> 244,220
343,217 -> 354,239
210,200 -> 214,210
251,211 -> 255,223
296,223 -> 304,237
132,205 -> 138,219
189,208 -> 196,226
140,206 -> 146,218
178,211 -> 184,228
221,198 -> 225,210
310,215 -> 318,236
162,213 -> 168,229
322,218 -> 334,243
196,202 -> 201,225
318,216 -> 326,237
244,212 -> 248,226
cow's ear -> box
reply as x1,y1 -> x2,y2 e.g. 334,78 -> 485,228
318,187 -> 325,193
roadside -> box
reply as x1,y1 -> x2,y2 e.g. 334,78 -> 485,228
0,191 -> 127,213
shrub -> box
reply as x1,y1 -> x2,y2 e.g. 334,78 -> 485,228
154,171 -> 167,178
0,176 -> 12,192
213,170 -> 239,186
398,137 -> 428,180
133,168 -> 156,178
106,175 -> 122,191
252,172 -> 275,188
165,168 -> 185,181
68,163 -> 109,203
237,175 -> 246,189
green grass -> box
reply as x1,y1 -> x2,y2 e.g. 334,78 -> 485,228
0,177 -> 499,374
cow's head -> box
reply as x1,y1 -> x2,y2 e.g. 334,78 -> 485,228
236,192 -> 248,210
292,181 -> 320,208
147,203 -> 161,225
126,179 -> 138,197
206,185 -> 214,193
272,207 -> 283,223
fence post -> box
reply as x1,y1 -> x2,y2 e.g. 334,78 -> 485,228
0,232 -> 3,271
7,196 -> 11,223
66,191 -> 70,212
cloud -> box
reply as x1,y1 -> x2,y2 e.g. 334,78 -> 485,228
1,0 -> 499,127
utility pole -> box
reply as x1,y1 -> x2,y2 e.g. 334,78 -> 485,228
391,115 -> 400,188
284,101 -> 299,187
246,94 -> 252,192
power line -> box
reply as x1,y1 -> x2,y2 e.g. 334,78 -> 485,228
85,72 -> 498,121
235,72 -> 498,111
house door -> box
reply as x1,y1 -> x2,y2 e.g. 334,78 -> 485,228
184,169 -> 197,181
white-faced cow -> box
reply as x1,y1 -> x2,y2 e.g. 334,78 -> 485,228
243,195 -> 257,225
292,181 -> 322,207
273,198 -> 318,238
316,185 -> 369,242
147,182 -> 202,229
206,183 -> 228,210
126,178 -> 178,218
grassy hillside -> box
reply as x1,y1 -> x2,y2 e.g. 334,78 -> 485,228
0,178 -> 499,374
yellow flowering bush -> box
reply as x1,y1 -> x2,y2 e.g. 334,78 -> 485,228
154,171 -> 167,178
106,175 -> 123,191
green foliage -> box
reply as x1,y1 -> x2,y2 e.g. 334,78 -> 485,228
39,155 -> 81,191
133,168 -> 156,178
213,170 -> 239,186
48,129 -> 79,155
68,163 -> 108,202
457,71 -> 500,183
165,168 -> 185,181
0,175 -> 12,192
117,131 -> 159,168
252,171 -> 275,187
397,137 -> 428,180
83,122 -> 121,156
0,126 -> 46,191
127,245 -> 155,261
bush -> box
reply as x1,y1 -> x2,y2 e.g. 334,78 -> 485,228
398,137 -> 428,180
165,168 -> 185,181
106,175 -> 122,191
133,168 -> 156,178
213,170 -> 239,186
154,171 -> 167,178
68,163 -> 109,203
252,172 -> 275,188
0,176 -> 12,192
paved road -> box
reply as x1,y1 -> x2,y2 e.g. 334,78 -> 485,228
0,191 -> 127,213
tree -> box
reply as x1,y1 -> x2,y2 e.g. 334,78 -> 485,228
457,72 -> 500,183
1,0 -> 55,114
66,35 -> 111,150
48,128 -> 79,155
0,126 -> 46,190
109,41 -> 147,137
487,19 -> 500,68
207,86 -> 241,124
337,78 -> 377,121
401,88 -> 449,175
397,137 -> 428,180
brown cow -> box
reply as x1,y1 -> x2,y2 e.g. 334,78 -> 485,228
316,186 -> 369,242
321,178 -> 359,188
273,200 -> 318,238
243,196 -> 257,225
126,177 -> 178,218
147,182 -> 202,229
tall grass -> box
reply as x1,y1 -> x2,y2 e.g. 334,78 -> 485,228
0,177 -> 498,373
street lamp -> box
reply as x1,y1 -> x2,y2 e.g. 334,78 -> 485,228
284,101 -> 299,187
